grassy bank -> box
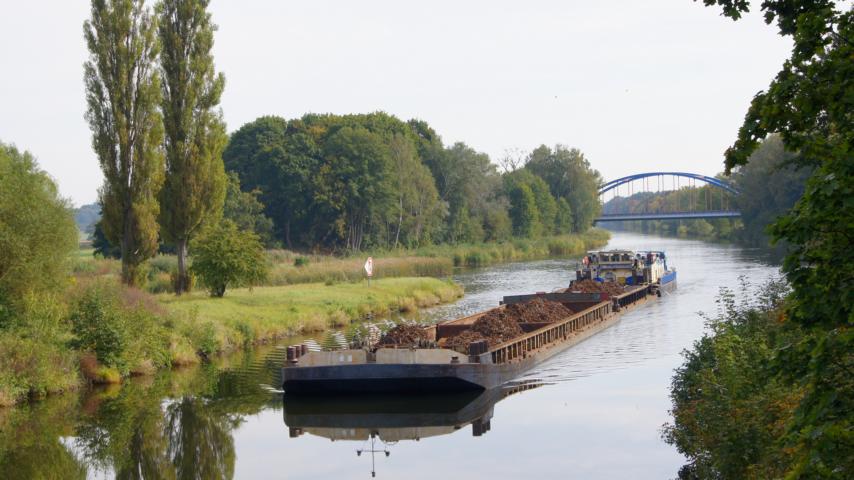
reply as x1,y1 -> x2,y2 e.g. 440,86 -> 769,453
0,276 -> 461,407
159,277 -> 463,352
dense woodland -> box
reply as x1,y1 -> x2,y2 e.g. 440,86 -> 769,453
84,112 -> 603,253
222,113 -> 602,251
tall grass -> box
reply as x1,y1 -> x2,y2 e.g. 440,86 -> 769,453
268,255 -> 452,285
408,228 -> 611,267
159,277 -> 464,353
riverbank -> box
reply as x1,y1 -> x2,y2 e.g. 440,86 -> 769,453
73,229 -> 610,292
160,277 -> 464,352
0,276 -> 462,407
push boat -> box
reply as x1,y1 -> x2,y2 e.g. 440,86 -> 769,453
282,250 -> 676,395
575,249 -> 677,294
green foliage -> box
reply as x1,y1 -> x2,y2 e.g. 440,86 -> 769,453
673,3 -> 854,478
69,281 -> 171,375
191,220 -> 268,297
223,113 -> 606,251
0,333 -> 80,406
293,256 -> 309,267
71,291 -> 127,370
223,172 -> 275,246
482,205 -> 513,241
223,115 -> 308,249
0,142 -> 78,325
731,135 -> 811,247
663,280 -> 801,479
91,220 -> 121,259
508,183 -> 540,238
157,0 -> 228,294
317,126 -> 395,250
525,145 -> 602,232
84,0 -> 164,285
555,198 -> 573,234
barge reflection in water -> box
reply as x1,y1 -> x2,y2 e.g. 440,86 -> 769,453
283,382 -> 543,476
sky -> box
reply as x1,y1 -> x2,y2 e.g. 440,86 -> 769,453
0,1 -> 792,207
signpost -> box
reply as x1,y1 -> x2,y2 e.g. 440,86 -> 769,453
364,257 -> 373,286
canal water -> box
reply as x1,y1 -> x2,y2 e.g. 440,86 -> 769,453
0,232 -> 781,479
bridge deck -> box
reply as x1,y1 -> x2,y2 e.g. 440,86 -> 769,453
595,211 -> 741,222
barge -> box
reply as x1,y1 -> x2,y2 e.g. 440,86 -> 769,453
282,250 -> 675,395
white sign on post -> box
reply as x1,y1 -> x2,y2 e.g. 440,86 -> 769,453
364,257 -> 373,277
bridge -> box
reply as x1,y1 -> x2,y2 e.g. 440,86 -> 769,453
594,171 -> 740,223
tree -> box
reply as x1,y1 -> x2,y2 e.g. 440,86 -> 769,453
526,145 -> 602,232
388,133 -> 416,247
223,116 -> 313,249
222,172 -> 275,247
508,183 -> 540,238
440,142 -> 503,243
84,0 -> 164,286
555,197 -> 573,234
157,0 -> 228,294
315,127 -> 394,251
92,220 -> 121,259
731,135 -> 811,247
674,2 -> 853,477
191,220 -> 267,297
504,169 -> 558,236
0,142 -> 77,324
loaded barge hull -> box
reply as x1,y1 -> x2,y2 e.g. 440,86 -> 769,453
283,285 -> 653,394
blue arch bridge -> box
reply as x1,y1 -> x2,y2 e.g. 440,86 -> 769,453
594,171 -> 741,223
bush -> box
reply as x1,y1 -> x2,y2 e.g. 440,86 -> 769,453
663,280 -> 800,478
148,255 -> 177,274
68,281 -> 170,377
293,256 -> 310,267
191,220 -> 268,297
0,142 -> 78,322
69,286 -> 130,370
0,334 -> 79,406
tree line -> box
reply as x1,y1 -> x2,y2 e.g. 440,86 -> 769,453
81,0 -> 603,293
222,114 -> 603,252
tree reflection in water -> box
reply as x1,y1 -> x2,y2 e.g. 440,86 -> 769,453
165,397 -> 238,480
0,393 -> 87,479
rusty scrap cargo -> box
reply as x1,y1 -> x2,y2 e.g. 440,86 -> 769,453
282,282 -> 662,395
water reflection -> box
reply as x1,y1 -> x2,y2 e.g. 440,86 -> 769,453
283,382 -> 542,477
70,369 -> 245,480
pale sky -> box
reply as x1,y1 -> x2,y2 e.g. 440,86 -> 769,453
0,1 -> 791,207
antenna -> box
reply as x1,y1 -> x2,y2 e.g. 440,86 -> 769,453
356,432 -> 391,478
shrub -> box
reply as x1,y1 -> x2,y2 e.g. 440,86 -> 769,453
69,286 -> 129,370
148,254 -> 177,274
0,334 -> 79,405
0,142 -> 78,322
191,220 -> 268,297
68,281 -> 170,376
293,256 -> 310,267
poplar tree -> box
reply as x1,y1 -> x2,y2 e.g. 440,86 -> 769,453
157,0 -> 227,294
84,0 -> 164,286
